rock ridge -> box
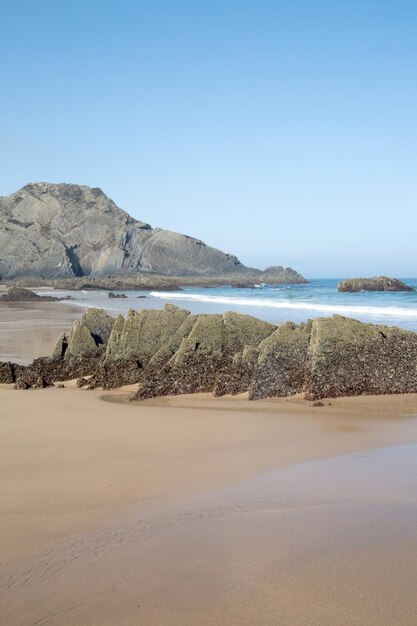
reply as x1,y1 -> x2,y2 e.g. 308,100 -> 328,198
2,306 -> 417,401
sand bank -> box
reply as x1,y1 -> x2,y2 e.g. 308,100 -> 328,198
3,444 -> 417,626
1,385 -> 417,624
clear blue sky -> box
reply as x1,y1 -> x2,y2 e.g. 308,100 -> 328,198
1,1 -> 416,277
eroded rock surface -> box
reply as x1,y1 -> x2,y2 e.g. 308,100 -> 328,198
4,306 -> 417,401
0,183 -> 306,281
304,316 -> 417,399
249,321 -> 312,399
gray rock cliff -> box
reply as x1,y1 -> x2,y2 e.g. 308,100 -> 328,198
0,182 -> 306,281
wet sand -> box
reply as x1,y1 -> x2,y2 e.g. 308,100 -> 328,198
0,300 -> 82,364
3,444 -> 417,626
2,301 -> 417,624
2,386 -> 417,624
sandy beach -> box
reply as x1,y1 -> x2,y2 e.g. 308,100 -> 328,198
2,302 -> 417,624
0,299 -> 82,364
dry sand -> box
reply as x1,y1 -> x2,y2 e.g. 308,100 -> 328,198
2,301 -> 417,624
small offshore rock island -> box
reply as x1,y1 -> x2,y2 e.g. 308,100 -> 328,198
338,276 -> 415,292
2,303 -> 417,401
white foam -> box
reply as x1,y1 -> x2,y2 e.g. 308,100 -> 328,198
149,292 -> 417,318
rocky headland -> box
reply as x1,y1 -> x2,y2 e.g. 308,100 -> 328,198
2,306 -> 417,401
0,182 -> 306,284
338,276 -> 415,292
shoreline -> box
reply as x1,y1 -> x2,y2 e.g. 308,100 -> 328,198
2,301 -> 417,623
2,383 -> 417,565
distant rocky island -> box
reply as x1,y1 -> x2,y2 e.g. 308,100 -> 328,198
2,305 -> 417,401
338,276 -> 415,293
0,182 -> 306,285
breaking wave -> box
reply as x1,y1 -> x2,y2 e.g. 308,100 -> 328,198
149,292 -> 417,319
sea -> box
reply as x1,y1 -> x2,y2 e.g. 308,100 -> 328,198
43,278 -> 417,332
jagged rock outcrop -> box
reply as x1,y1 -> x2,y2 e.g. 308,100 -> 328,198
92,305 -> 191,387
137,310 -> 276,399
304,315 -> 417,399
338,276 -> 415,292
12,308 -> 115,389
0,182 -> 306,282
249,321 -> 313,400
0,287 -> 61,302
52,308 -> 114,358
4,306 -> 417,401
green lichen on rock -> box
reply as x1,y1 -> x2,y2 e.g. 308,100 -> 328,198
52,307 -> 114,358
148,314 -> 198,369
105,304 -> 189,364
138,311 -> 276,399
305,315 -> 417,399
222,311 -> 275,355
249,320 -> 313,399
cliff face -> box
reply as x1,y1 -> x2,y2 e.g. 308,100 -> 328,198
0,182 -> 305,281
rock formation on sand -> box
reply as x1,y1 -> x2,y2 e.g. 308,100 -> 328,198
0,287 -> 62,302
0,182 -> 306,282
0,308 -> 114,388
3,306 -> 417,400
338,276 -> 415,292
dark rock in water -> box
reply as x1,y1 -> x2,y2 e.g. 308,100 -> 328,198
338,276 -> 415,292
143,285 -> 184,291
0,287 -> 61,302
108,292 -> 127,299
137,295 -> 147,298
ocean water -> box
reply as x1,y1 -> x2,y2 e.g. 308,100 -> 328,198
42,278 -> 417,331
